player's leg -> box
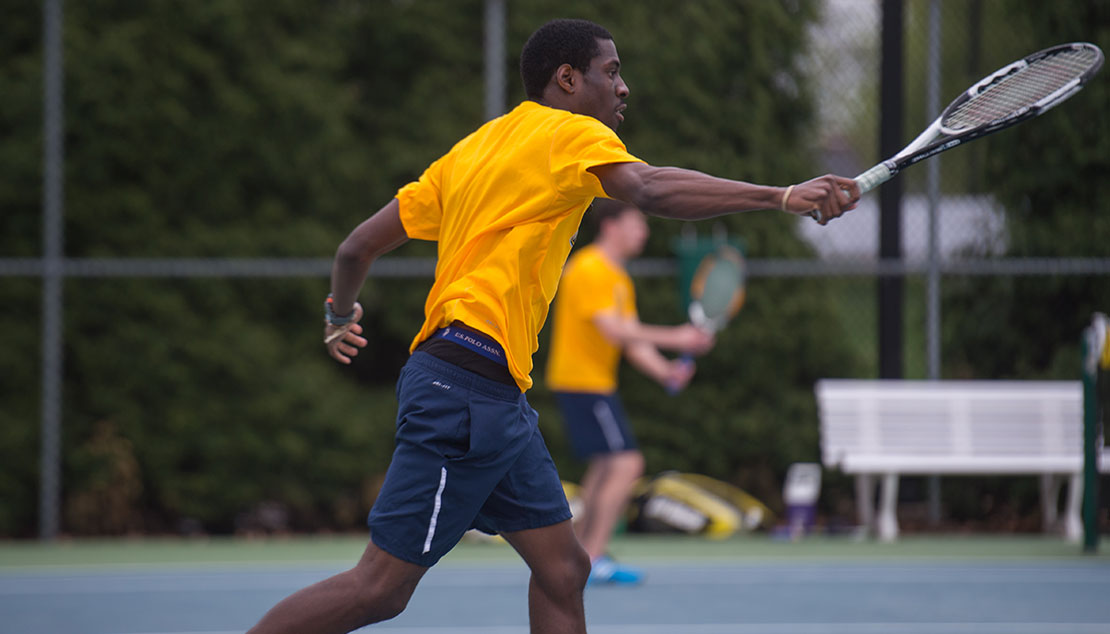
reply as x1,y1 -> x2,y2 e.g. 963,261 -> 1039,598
250,351 -> 519,633
573,455 -> 606,546
501,521 -> 590,634
474,394 -> 586,632
246,540 -> 427,634
577,449 -> 644,560
247,352 -> 461,634
554,392 -> 644,583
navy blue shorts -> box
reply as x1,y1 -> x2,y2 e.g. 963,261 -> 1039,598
552,391 -> 638,460
369,352 -> 572,567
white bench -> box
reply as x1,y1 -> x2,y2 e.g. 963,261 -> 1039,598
815,379 -> 1108,542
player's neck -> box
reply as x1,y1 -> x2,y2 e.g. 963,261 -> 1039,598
594,239 -> 629,267
530,94 -> 572,114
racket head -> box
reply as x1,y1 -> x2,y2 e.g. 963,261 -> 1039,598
844,43 -> 1102,211
687,245 -> 746,332
940,42 -> 1103,136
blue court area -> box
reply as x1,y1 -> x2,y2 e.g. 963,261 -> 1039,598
2,535 -> 1108,633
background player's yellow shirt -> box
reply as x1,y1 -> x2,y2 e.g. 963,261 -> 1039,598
396,101 -> 642,392
545,245 -> 637,394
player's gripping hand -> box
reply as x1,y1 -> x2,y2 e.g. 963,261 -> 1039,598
324,302 -> 367,364
674,323 -> 715,356
781,175 -> 860,225
664,357 -> 698,392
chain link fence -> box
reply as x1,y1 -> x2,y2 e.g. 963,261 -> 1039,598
798,0 -> 1108,379
5,0 -> 1107,538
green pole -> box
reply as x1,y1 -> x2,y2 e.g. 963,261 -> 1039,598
1081,313 -> 1107,554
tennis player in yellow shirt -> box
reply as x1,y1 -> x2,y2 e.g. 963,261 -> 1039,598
249,18 -> 858,634
547,199 -> 713,585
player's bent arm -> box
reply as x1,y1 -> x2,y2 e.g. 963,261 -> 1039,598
594,312 -> 669,349
589,162 -> 860,224
325,199 -> 409,365
329,198 -> 410,315
623,340 -> 673,386
592,312 -> 638,346
593,312 -> 709,354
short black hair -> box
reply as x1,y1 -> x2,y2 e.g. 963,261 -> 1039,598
519,19 -> 613,100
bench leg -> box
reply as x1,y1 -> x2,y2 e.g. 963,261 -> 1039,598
855,474 -> 875,532
877,473 -> 900,542
1039,474 -> 1060,532
1064,473 -> 1083,543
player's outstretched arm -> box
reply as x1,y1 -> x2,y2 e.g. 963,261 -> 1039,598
325,198 -> 410,364
589,162 -> 859,225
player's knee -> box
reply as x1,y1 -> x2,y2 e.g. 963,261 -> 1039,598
350,567 -> 419,624
628,451 -> 645,477
555,541 -> 592,594
572,541 -> 592,585
372,589 -> 412,622
357,584 -> 413,624
615,450 -> 645,479
531,541 -> 590,600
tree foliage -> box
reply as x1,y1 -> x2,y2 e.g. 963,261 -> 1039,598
1,0 -> 868,537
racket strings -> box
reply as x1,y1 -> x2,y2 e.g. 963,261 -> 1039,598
695,252 -> 745,322
944,47 -> 1099,131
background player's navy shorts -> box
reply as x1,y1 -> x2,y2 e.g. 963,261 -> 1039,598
369,352 -> 571,567
552,391 -> 639,460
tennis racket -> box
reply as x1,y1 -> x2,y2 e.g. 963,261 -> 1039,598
813,42 -> 1104,221
667,244 -> 746,394
686,244 -> 746,336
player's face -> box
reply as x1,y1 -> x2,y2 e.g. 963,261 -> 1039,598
579,39 -> 629,130
614,208 -> 649,257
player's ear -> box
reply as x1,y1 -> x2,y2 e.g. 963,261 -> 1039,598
554,63 -> 577,94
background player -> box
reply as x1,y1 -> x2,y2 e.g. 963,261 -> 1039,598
547,199 -> 714,584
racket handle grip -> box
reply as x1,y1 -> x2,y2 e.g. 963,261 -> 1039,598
810,162 -> 895,222
854,162 -> 894,195
665,355 -> 695,395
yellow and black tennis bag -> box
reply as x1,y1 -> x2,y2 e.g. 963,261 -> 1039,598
626,471 -> 774,538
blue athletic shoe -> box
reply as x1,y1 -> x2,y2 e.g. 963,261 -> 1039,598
588,555 -> 644,586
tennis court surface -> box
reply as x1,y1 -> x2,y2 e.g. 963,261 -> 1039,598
2,534 -> 1108,633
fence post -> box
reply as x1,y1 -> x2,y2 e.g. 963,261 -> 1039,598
40,0 -> 66,541
1081,313 -> 1107,553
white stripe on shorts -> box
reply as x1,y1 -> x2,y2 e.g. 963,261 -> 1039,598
592,400 -> 625,452
423,467 -> 448,554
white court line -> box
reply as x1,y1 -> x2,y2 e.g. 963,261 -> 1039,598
17,563 -> 1102,596
114,625 -> 1110,634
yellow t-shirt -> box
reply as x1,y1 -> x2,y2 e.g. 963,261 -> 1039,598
396,101 -> 643,391
546,244 -> 638,394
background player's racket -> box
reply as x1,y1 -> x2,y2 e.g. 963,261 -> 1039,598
686,244 -> 746,336
667,244 -> 746,394
813,42 -> 1103,221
